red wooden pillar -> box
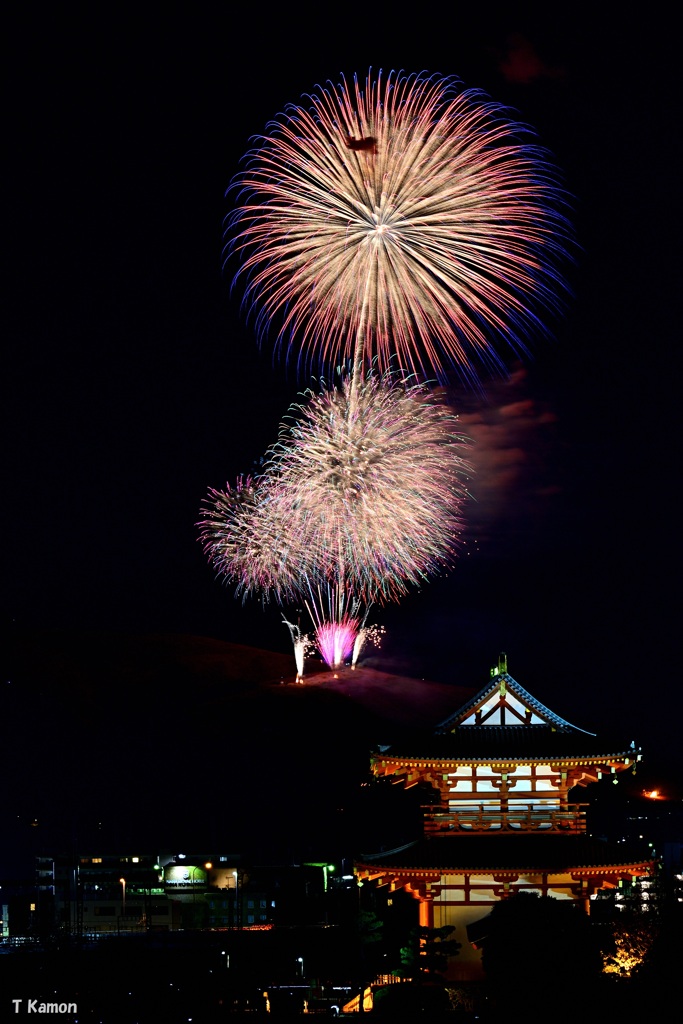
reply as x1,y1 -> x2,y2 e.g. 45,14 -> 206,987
419,895 -> 434,928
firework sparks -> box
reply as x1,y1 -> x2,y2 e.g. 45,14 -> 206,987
198,475 -> 308,601
352,623 -> 386,668
227,69 -> 572,383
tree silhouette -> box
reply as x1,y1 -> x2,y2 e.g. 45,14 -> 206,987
399,924 -> 461,978
356,909 -> 384,1014
477,893 -> 603,1021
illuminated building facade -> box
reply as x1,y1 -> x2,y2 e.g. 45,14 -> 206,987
355,655 -> 655,980
24,853 -> 327,939
32,851 -> 266,936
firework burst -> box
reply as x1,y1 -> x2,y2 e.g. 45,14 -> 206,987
227,69 -> 572,383
264,371 -> 472,601
199,372 -> 471,618
198,475 -> 308,601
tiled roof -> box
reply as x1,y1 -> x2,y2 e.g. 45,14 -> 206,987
377,726 -> 636,762
436,672 -> 594,735
357,835 -> 653,873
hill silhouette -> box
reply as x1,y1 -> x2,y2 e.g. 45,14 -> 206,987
3,630 -> 472,874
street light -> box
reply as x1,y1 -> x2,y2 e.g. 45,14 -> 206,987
303,861 -> 335,891
189,865 -> 207,927
297,957 -> 304,978
232,870 -> 239,930
119,878 -> 126,925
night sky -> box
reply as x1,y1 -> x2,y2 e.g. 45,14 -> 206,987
4,7 -> 681,842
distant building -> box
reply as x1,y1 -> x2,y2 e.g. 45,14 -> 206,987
9,852 -> 328,940
355,654 -> 655,980
26,851 -> 273,937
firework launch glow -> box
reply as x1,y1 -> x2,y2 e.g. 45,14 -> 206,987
315,617 -> 359,670
282,617 -> 315,679
227,69 -> 572,383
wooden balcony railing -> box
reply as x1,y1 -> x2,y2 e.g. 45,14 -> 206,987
422,804 -> 589,834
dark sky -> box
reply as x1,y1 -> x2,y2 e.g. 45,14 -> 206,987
4,10 -> 680,783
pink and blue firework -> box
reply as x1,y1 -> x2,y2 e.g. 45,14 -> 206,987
226,69 -> 572,384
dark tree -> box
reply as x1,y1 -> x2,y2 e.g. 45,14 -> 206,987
373,925 -> 461,1018
355,909 -> 384,1013
477,893 -> 603,1021
399,924 -> 462,978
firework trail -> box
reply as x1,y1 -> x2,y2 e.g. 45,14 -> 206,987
304,587 -> 362,670
227,69 -> 572,384
282,616 -> 314,680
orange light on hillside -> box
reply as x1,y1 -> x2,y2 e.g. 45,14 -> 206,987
643,789 -> 662,800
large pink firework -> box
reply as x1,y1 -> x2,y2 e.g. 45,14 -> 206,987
227,69 -> 572,383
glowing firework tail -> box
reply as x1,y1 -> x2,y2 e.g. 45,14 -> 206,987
227,69 -> 572,384
282,616 -> 314,680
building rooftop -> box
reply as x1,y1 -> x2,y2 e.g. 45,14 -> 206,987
376,654 -> 640,766
376,726 -> 637,763
357,835 -> 653,873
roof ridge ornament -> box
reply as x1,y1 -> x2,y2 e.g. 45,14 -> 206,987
490,651 -> 508,679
